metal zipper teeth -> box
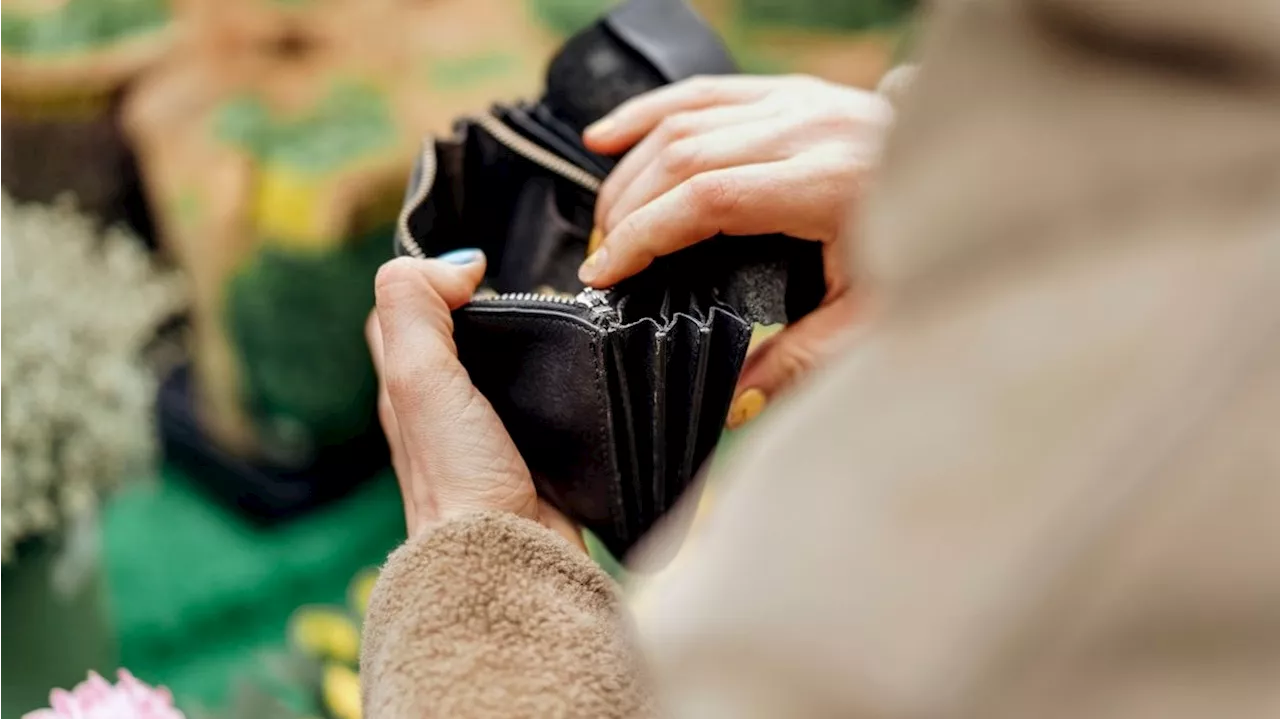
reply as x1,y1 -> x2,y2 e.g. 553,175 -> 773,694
471,287 -> 612,307
470,288 -> 618,329
397,112 -> 601,260
396,139 -> 435,260
472,291 -> 580,305
472,113 -> 602,193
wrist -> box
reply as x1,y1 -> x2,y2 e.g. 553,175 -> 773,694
406,503 -> 586,556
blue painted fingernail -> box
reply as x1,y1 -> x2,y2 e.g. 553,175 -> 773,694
437,248 -> 482,265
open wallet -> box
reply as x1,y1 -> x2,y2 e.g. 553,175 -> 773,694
395,0 -> 825,559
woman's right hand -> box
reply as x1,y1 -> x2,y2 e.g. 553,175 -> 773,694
366,252 -> 583,550
578,74 -> 894,424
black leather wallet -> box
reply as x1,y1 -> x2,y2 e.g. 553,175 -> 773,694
395,0 -> 823,558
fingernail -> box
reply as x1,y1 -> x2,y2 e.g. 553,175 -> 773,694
747,323 -> 784,357
584,118 -> 614,138
587,227 -> 604,255
726,388 -> 766,429
437,248 -> 482,265
577,246 -> 609,284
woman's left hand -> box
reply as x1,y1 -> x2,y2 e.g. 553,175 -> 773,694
580,75 -> 892,421
581,74 -> 890,284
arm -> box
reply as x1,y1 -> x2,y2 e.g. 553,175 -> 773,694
362,512 -> 652,719
630,0 -> 1280,715
359,253 -> 654,718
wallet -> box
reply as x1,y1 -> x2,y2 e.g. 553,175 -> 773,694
395,0 -> 824,558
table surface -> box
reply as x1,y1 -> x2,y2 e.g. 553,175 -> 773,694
103,466 -> 407,711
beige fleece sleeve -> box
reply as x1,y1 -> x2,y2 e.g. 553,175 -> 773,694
360,511 -> 654,719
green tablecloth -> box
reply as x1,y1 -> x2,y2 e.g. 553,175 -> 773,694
103,466 -> 406,711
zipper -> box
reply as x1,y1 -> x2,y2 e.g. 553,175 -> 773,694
397,111 -> 601,261
396,138 -> 435,260
473,113 -> 602,193
470,287 -> 618,326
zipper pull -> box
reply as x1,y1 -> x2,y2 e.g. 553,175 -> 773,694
576,287 -> 610,307
576,287 -> 618,325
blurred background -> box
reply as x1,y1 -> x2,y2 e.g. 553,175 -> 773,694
1,0 -> 913,716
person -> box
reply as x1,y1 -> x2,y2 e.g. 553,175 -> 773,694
360,0 -> 1280,716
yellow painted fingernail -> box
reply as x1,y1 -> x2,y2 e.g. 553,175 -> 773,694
578,246 -> 609,284
588,227 -> 604,255
726,388 -> 766,429
747,323 -> 784,357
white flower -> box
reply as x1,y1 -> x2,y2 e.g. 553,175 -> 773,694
2,195 -> 185,560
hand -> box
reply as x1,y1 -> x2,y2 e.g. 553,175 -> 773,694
579,74 -> 892,424
367,250 -> 584,549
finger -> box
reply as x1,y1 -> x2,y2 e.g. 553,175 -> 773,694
374,251 -> 487,339
726,293 -> 861,428
580,154 -> 859,287
365,310 -> 388,380
368,309 -> 414,522
594,102 -> 780,229
583,75 -> 785,155
366,310 -> 402,446
602,119 -> 798,234
374,252 -> 486,416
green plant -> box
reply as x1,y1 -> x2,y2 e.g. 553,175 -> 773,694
1,195 -> 185,561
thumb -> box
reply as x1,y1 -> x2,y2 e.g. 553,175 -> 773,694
374,249 -> 486,320
725,293 -> 860,429
373,250 -> 486,402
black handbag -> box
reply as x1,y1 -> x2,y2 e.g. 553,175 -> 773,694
395,0 -> 823,558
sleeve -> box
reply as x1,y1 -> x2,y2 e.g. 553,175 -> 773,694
360,511 -> 655,719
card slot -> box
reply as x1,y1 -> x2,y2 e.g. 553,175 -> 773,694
676,322 -> 713,508
658,286 -> 704,322
658,313 -> 700,515
690,308 -> 752,474
530,101 -> 616,176
497,104 -> 608,178
605,326 -> 644,549
651,326 -> 669,523
662,313 -> 711,513
615,286 -> 665,325
687,285 -> 712,321
615,320 -> 663,541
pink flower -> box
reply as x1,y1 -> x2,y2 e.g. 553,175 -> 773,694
24,670 -> 185,719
